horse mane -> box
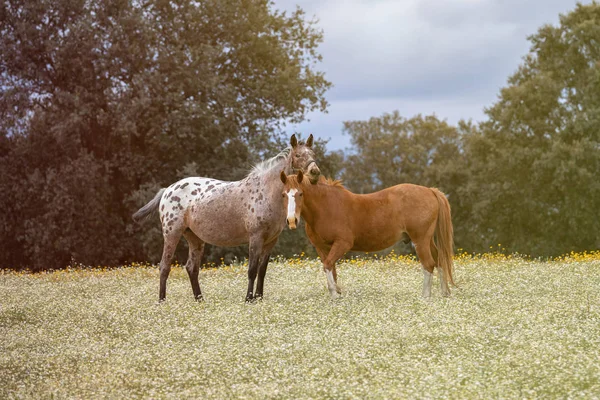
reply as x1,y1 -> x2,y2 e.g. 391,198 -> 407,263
249,147 -> 291,176
320,176 -> 345,187
286,174 -> 347,191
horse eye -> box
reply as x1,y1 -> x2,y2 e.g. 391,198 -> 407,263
299,193 -> 303,197
282,193 -> 286,197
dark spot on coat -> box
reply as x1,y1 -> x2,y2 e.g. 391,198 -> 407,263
191,190 -> 198,195
166,191 -> 173,199
194,183 -> 201,187
181,183 -> 189,189
161,205 -> 165,211
258,193 -> 264,201
174,185 -> 181,190
168,220 -> 174,226
251,208 -> 255,213
171,196 -> 181,202
207,185 -> 214,191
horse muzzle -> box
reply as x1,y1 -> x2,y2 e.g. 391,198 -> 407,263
307,163 -> 321,184
286,217 -> 299,230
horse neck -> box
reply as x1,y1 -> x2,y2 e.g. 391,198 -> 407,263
255,155 -> 292,197
300,182 -> 330,227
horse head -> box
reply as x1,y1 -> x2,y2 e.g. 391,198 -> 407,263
289,134 -> 320,184
279,170 -> 306,229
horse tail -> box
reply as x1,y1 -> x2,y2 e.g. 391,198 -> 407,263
132,188 -> 166,223
431,188 -> 456,287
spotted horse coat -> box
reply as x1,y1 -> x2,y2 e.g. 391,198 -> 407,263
133,134 -> 321,302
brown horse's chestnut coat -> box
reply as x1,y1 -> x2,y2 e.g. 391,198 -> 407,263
281,172 -> 455,298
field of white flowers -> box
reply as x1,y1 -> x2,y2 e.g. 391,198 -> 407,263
2,253 -> 600,398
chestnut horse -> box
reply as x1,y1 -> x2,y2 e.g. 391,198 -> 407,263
133,135 -> 321,302
280,171 -> 455,298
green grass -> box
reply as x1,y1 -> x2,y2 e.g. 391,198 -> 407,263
1,255 -> 600,399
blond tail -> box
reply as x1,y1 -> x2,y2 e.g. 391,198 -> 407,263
431,188 -> 455,287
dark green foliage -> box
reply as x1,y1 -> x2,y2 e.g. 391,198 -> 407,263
459,3 -> 600,256
342,112 -> 464,193
0,0 -> 330,269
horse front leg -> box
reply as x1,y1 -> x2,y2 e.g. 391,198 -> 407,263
245,236 -> 264,302
321,240 -> 352,298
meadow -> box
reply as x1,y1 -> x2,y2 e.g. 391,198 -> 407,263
2,252 -> 600,399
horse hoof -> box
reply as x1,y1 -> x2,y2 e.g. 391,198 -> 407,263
195,295 -> 204,302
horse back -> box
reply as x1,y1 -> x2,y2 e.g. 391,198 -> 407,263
346,184 -> 439,251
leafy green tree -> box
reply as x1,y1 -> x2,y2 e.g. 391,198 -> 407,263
0,0 -> 330,269
461,2 -> 600,256
342,112 -> 465,192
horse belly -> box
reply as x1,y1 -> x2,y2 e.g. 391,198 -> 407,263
352,232 -> 404,252
351,213 -> 406,252
188,194 -> 249,247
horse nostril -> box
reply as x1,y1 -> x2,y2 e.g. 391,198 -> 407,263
286,219 -> 290,226
295,218 -> 298,226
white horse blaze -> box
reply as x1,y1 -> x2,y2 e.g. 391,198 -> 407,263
286,189 -> 298,221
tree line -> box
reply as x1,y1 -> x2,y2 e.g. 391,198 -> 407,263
1,1 -> 598,270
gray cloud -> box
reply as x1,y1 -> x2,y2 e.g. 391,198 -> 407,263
273,0 -> 585,149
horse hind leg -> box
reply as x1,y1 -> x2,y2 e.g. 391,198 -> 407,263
159,228 -> 184,302
415,239 -> 436,299
431,239 -> 450,297
183,230 -> 205,301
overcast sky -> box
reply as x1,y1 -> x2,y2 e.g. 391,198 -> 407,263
272,0 -> 584,150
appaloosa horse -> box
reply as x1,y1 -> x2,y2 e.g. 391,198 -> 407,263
280,171 -> 455,298
133,135 -> 321,302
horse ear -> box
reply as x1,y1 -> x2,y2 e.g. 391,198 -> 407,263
306,134 -> 314,147
280,170 -> 287,184
290,134 -> 298,148
297,170 -> 304,183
